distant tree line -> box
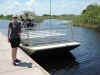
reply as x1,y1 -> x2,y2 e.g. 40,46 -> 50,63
0,14 -> 13,20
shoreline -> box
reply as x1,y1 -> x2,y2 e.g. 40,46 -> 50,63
63,22 -> 100,31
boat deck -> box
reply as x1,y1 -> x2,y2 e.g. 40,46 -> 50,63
20,30 -> 80,55
21,30 -> 74,46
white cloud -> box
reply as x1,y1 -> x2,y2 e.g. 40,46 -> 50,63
90,0 -> 100,4
0,0 -> 100,16
0,0 -> 36,15
50,0 -> 100,15
26,0 -> 35,7
0,0 -> 22,15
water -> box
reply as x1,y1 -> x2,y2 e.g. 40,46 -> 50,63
0,19 -> 100,75
0,19 -> 9,35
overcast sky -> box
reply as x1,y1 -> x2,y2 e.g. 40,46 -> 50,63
0,0 -> 100,16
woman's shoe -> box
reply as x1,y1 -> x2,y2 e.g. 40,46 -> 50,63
15,59 -> 21,63
13,61 -> 17,66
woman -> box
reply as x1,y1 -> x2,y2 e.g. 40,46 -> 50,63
8,16 -> 21,65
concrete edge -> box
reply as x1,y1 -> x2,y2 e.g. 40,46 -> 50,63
0,32 -> 50,75
19,47 -> 50,75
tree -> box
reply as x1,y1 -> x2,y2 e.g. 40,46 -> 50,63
20,11 -> 36,20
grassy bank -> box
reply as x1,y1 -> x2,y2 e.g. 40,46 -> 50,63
63,4 -> 100,31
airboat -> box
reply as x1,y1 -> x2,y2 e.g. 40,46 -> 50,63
20,0 -> 80,56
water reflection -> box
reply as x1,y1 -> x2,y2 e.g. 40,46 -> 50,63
31,51 -> 79,74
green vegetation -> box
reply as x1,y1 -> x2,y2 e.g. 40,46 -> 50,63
35,14 -> 76,23
71,4 -> 100,30
0,12 -> 76,23
42,14 -> 76,20
0,15 -> 12,20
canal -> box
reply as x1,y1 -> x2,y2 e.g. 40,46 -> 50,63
0,19 -> 100,75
